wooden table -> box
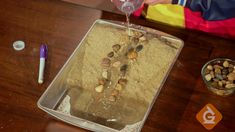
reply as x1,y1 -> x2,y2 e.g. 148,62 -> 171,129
0,0 -> 235,131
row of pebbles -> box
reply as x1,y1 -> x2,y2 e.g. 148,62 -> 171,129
94,31 -> 147,102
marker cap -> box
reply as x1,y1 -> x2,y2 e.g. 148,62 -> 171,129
40,44 -> 47,59
13,40 -> 25,51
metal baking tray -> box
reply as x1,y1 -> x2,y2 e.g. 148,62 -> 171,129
37,19 -> 184,132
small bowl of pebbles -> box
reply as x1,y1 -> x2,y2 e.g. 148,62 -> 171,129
201,58 -> 235,96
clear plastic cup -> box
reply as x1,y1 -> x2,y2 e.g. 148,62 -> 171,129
112,0 -> 144,15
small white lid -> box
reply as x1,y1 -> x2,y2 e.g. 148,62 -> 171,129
13,40 -> 25,51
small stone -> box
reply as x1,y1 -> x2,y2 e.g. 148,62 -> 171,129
108,95 -> 116,102
127,50 -> 138,60
111,89 -> 119,96
120,64 -> 128,72
214,90 -> 225,96
223,60 -> 229,68
205,74 -> 212,81
222,69 -> 229,75
120,64 -> 128,77
226,80 -> 233,84
213,65 -> 223,69
229,64 -> 234,67
206,65 -> 213,71
101,58 -> 111,68
215,73 -> 223,80
115,84 -> 123,91
213,78 -> 219,82
107,52 -> 114,58
227,73 -> 235,81
98,79 -> 107,85
205,69 -> 210,74
112,44 -> 121,52
228,67 -> 234,73
221,80 -> 226,84
211,81 -> 218,87
218,81 -> 223,87
222,75 -> 227,79
225,83 -> 235,89
214,68 -> 221,74
136,45 -> 143,52
102,70 -> 108,79
139,35 -> 146,42
112,61 -> 121,67
118,79 -> 128,85
131,37 -> 139,44
95,85 -> 104,93
210,71 -> 215,78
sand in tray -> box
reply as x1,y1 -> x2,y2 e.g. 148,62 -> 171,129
64,23 -> 181,130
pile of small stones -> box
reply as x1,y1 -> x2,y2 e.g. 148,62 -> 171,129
94,31 -> 147,102
204,60 -> 235,92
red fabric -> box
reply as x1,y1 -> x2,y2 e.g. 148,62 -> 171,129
133,5 -> 144,17
184,8 -> 235,39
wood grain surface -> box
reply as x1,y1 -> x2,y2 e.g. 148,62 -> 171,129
0,0 -> 235,132
62,0 -> 121,14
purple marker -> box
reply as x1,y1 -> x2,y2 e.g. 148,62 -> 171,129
38,44 -> 47,84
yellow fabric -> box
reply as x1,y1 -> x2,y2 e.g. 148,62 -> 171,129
146,4 -> 185,27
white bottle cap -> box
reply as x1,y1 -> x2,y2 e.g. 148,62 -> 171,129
13,40 -> 25,51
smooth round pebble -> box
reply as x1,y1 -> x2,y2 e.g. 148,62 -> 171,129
205,69 -> 210,74
120,64 -> 128,72
225,84 -> 235,89
107,52 -> 114,58
136,45 -> 143,52
229,64 -> 234,67
226,80 -> 233,84
127,51 -> 138,60
115,84 -> 123,91
222,69 -> 229,75
210,71 -> 215,78
112,44 -> 121,52
227,73 -> 235,81
207,65 -> 213,70
214,68 -> 221,74
223,60 -> 229,67
101,58 -> 111,67
95,85 -> 104,93
205,74 -> 212,81
215,73 -> 223,80
228,67 -> 234,73
218,81 -> 223,87
102,70 -> 108,79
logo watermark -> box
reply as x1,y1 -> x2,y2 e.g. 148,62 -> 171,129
196,103 -> 222,130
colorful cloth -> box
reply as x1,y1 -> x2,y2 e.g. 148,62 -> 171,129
146,0 -> 235,38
